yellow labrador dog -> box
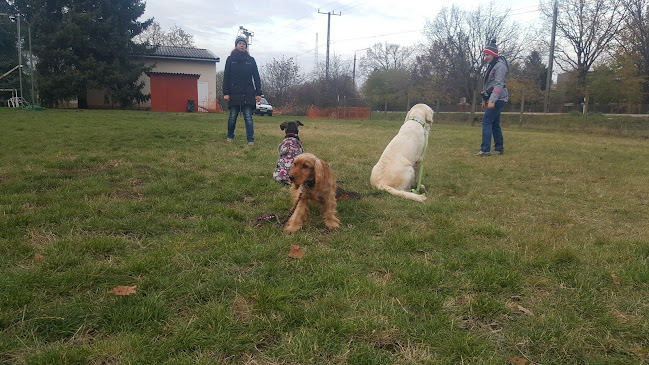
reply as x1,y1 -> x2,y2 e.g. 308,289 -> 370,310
370,103 -> 433,202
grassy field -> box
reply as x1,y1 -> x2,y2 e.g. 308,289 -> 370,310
1,108 -> 648,364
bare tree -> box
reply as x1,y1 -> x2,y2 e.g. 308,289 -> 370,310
165,25 -> 194,47
133,21 -> 164,46
619,0 -> 649,102
411,53 -> 451,107
422,3 -> 523,115
303,55 -> 356,107
134,21 -> 194,47
541,0 -> 625,87
261,57 -> 304,107
359,42 -> 413,76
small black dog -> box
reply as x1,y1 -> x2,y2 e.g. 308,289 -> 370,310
273,121 -> 304,185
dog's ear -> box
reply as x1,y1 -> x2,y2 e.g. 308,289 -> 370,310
426,106 -> 434,124
297,121 -> 304,126
313,158 -> 328,191
280,122 -> 288,130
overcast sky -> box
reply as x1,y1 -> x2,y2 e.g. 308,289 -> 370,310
141,0 -> 544,74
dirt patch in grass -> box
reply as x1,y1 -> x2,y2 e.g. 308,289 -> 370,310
27,229 -> 58,247
231,294 -> 256,323
111,189 -> 143,200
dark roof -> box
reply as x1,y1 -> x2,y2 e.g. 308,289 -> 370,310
140,46 -> 220,62
146,72 -> 201,78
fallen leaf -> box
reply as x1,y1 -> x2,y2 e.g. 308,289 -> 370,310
34,253 -> 44,263
508,356 -> 531,364
288,244 -> 304,259
339,194 -> 349,200
511,304 -> 534,316
112,285 -> 137,296
611,274 -> 620,285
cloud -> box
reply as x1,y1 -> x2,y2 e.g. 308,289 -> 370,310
141,0 -> 542,74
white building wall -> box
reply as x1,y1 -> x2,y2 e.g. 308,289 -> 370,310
87,57 -> 218,112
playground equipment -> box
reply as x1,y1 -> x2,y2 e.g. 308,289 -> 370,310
0,88 -> 28,108
1,65 -> 29,107
0,64 -> 20,80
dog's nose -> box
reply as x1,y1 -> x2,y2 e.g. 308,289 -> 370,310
289,175 -> 295,181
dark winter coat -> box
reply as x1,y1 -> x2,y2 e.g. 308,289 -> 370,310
223,51 -> 262,106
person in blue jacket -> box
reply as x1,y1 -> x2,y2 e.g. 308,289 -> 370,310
475,39 -> 509,156
223,36 -> 262,146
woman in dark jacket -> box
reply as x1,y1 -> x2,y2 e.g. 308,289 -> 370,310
223,36 -> 262,145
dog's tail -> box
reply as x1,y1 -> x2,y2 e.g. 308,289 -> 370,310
375,185 -> 427,202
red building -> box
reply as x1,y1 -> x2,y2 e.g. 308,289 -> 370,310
87,46 -> 221,112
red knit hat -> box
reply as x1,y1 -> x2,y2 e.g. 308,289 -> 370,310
483,39 -> 499,57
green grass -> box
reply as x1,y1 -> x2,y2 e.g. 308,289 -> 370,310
1,108 -> 648,364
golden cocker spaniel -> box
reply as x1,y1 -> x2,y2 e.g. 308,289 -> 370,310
284,153 -> 340,233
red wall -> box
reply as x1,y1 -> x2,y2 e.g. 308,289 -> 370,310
150,74 -> 199,112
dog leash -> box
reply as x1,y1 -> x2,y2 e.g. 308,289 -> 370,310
281,185 -> 304,224
255,185 -> 304,227
409,117 -> 429,195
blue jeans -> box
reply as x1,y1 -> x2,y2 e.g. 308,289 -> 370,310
480,100 -> 505,153
227,105 -> 254,142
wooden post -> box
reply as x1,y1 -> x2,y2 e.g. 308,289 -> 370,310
519,93 -> 525,126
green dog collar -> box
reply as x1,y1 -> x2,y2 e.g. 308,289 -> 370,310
409,116 -> 425,127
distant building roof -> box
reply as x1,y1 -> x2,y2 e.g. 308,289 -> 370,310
146,72 -> 201,78
138,46 -> 220,62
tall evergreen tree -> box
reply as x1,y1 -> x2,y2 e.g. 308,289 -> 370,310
523,51 -> 548,91
14,0 -> 153,107
0,1 -> 20,100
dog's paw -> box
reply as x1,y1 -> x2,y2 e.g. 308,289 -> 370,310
325,222 -> 340,231
283,224 -> 301,234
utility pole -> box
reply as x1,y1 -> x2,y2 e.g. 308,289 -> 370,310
27,19 -> 35,106
17,13 -> 23,105
318,9 -> 341,81
543,0 -> 558,113
315,33 -> 318,67
353,47 -> 370,88
238,26 -> 254,48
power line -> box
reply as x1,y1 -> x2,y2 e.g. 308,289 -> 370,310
331,29 -> 422,44
256,0 -> 556,75
261,0 -> 354,40
318,9 -> 342,81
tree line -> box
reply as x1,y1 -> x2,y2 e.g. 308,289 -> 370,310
2,0 -> 648,113
1,0 -> 192,108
